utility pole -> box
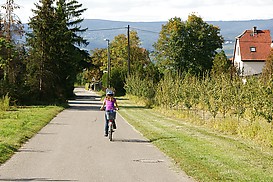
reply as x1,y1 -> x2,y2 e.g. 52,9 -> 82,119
105,39 -> 111,88
127,25 -> 130,75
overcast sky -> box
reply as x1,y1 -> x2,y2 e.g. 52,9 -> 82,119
7,0 -> 273,23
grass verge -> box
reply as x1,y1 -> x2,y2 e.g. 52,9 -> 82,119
0,106 -> 64,164
118,98 -> 273,182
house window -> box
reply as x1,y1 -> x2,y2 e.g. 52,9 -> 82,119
250,47 -> 256,52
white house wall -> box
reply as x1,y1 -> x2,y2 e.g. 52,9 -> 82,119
242,62 -> 265,76
233,40 -> 243,75
233,39 -> 266,76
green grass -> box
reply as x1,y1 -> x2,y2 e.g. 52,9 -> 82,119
118,98 -> 273,182
0,106 -> 64,164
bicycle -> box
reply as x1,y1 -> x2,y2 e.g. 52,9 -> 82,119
105,110 -> 116,141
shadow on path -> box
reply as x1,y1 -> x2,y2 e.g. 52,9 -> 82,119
75,94 -> 101,101
0,178 -> 77,181
68,90 -> 102,111
68,104 -> 100,111
113,138 -> 151,143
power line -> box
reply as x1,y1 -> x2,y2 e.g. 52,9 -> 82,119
19,26 -> 128,35
16,25 -> 161,45
131,27 -> 160,34
87,27 -> 126,32
86,26 -> 160,35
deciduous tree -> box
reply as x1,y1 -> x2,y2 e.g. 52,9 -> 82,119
87,30 -> 154,95
211,50 -> 231,76
154,14 -> 223,76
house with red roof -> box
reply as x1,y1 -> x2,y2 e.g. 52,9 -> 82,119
233,27 -> 272,76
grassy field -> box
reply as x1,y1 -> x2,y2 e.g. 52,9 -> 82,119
0,106 -> 64,164
118,98 -> 273,182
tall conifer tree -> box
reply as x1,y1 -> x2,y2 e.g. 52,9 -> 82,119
27,0 -> 57,102
55,0 -> 89,99
26,0 -> 88,103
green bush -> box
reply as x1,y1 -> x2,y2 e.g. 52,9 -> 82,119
101,73 -> 108,89
125,73 -> 156,107
110,68 -> 126,96
0,94 -> 10,111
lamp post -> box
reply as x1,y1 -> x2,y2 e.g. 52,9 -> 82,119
104,39 -> 110,88
127,25 -> 130,75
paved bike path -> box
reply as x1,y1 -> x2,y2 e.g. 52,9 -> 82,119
0,88 -> 194,182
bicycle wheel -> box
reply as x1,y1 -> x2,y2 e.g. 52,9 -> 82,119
108,121 -> 113,141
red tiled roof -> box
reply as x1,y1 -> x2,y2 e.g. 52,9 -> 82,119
237,29 -> 272,61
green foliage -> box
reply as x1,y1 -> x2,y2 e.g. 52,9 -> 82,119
151,72 -> 273,146
84,48 -> 106,83
155,73 -> 200,111
110,67 -> 126,96
86,30 -> 153,96
26,0 -> 60,102
0,36 -> 27,104
154,14 -> 223,76
125,73 -> 156,107
211,50 -> 231,76
261,49 -> 273,81
0,38 -> 9,81
155,73 -> 175,108
109,30 -> 149,72
0,93 -> 10,111
26,0 -> 88,104
101,73 -> 108,89
257,79 -> 273,123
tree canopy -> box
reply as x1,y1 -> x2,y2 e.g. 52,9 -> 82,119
85,30 -> 154,95
154,14 -> 224,76
211,50 -> 231,76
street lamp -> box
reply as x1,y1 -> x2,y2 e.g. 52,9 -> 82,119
104,38 -> 110,88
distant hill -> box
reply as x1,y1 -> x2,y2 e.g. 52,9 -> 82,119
82,19 -> 273,58
22,19 -> 273,58
80,19 -> 163,51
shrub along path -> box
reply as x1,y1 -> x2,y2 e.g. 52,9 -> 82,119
118,98 -> 273,182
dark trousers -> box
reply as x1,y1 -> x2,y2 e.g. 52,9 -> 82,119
104,114 -> 117,134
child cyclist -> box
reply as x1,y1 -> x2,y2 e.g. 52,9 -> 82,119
100,90 -> 119,137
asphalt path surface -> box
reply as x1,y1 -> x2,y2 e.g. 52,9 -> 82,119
0,88 -> 194,182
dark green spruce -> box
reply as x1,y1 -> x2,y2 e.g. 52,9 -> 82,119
26,0 -> 89,103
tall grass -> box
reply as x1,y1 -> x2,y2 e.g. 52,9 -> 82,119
0,94 -> 10,111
